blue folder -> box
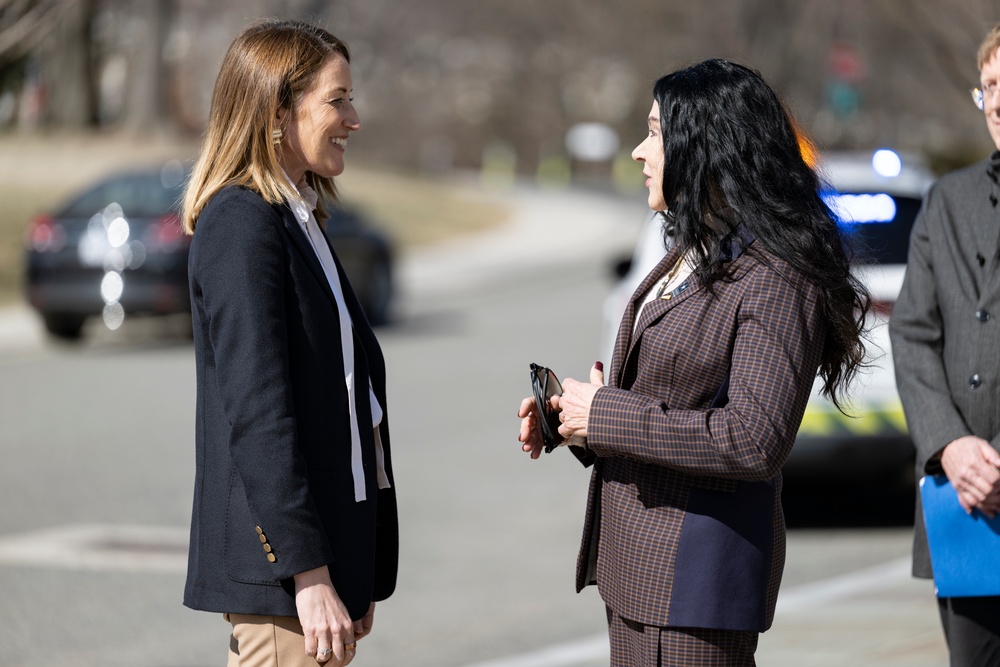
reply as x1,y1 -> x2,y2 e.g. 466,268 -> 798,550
920,475 -> 1000,598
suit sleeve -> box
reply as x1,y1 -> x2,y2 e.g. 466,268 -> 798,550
587,266 -> 824,480
192,191 -> 332,579
889,185 -> 971,473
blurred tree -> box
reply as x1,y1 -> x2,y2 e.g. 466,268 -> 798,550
0,0 -> 70,67
41,0 -> 98,127
0,0 -> 75,128
120,0 -> 174,133
7,0 -> 1000,172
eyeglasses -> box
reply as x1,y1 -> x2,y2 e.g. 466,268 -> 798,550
529,363 -> 564,453
970,83 -> 1000,110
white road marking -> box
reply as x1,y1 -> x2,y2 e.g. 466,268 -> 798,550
0,304 -> 43,351
0,523 -> 187,573
458,556 -> 913,667
458,636 -> 609,667
773,556 -> 911,612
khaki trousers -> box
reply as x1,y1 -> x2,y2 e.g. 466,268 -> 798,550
225,613 -> 321,667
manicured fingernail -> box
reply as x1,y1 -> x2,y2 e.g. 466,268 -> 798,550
595,361 -> 604,371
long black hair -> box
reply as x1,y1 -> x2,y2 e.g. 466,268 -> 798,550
652,59 -> 869,409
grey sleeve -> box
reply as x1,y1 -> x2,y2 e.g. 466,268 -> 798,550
888,184 -> 971,473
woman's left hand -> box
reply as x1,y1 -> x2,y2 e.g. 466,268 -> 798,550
293,566 -> 355,665
556,363 -> 604,440
353,602 -> 376,642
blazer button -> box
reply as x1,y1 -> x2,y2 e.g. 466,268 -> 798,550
970,374 -> 982,389
263,543 -> 272,553
255,526 -> 263,535
976,309 -> 991,322
267,553 -> 276,563
258,533 -> 267,544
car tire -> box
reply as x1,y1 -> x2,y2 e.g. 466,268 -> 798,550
42,313 -> 86,341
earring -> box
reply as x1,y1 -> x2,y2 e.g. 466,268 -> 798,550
272,128 -> 283,145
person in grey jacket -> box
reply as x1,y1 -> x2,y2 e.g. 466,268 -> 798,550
889,23 -> 1000,667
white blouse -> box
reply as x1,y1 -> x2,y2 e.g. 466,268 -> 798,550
286,175 -> 391,502
634,250 -> 695,332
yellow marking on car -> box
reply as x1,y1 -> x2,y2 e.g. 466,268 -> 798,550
841,411 -> 889,436
797,401 -> 909,437
797,409 -> 839,436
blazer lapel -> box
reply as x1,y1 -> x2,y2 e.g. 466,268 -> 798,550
982,160 -> 1000,276
631,278 -> 701,333
280,204 -> 379,371
279,205 -> 338,307
614,223 -> 757,389
611,247 -> 680,388
620,270 -> 706,388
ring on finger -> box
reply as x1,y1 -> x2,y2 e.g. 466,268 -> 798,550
345,642 -> 357,651
318,648 -> 332,656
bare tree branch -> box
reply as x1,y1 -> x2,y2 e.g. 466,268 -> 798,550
0,0 -> 73,64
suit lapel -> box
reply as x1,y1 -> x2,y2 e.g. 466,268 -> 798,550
323,229 -> 388,402
613,223 -> 757,389
977,206 -> 1000,279
280,204 -> 375,388
632,277 -> 701,332
280,204 -> 380,371
619,269 -> 706,388
285,206 -> 385,488
611,248 -> 680,388
982,163 -> 1000,277
279,205 -> 338,307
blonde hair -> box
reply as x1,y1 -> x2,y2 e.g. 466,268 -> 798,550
181,19 -> 350,233
978,23 -> 1000,70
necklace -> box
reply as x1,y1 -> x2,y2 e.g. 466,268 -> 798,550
655,252 -> 689,299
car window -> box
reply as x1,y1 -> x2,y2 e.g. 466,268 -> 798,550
822,191 -> 922,265
62,176 -> 182,218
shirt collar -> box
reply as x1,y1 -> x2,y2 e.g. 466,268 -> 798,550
281,170 -> 319,225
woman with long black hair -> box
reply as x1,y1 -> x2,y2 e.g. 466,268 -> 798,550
518,59 -> 869,666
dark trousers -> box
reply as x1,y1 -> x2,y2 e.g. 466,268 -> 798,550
607,607 -> 758,667
938,596 -> 1000,667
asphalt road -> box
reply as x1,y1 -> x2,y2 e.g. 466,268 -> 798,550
0,185 -> 947,666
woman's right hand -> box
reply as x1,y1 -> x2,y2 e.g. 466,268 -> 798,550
941,435 -> 1000,517
293,566 -> 356,665
518,396 -> 548,459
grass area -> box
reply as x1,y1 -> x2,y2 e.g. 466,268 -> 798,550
0,134 -> 509,306
338,164 -> 509,248
0,184 -> 55,307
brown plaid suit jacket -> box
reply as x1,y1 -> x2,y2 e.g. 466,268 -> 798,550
576,235 -> 825,632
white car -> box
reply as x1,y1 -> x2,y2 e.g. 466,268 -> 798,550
601,150 -> 935,480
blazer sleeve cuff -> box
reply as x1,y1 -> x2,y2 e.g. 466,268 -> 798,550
586,385 -> 647,458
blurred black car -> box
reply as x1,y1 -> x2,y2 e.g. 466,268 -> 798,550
24,163 -> 394,340
323,204 -> 394,328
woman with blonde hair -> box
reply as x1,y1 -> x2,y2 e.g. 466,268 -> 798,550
182,19 -> 397,667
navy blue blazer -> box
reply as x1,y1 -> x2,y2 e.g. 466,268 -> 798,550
183,185 -> 398,620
